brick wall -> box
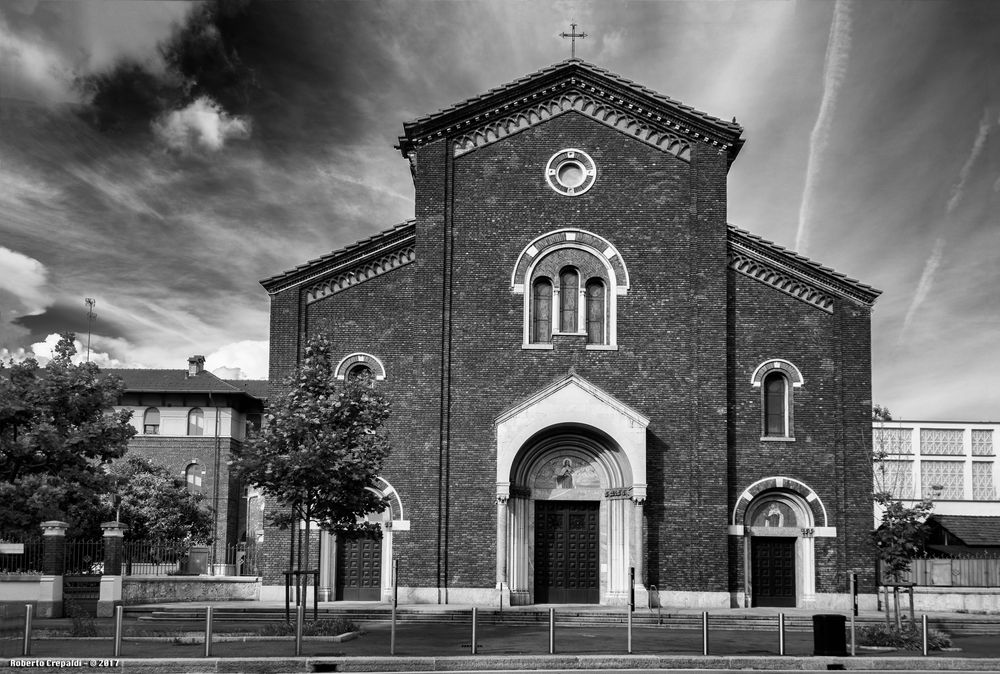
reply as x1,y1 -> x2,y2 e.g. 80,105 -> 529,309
263,109 -> 875,601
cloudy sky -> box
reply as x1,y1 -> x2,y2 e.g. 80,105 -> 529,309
1,0 -> 998,420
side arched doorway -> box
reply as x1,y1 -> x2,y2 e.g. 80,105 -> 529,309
503,427 -> 639,605
319,477 -> 407,602
732,477 -> 831,608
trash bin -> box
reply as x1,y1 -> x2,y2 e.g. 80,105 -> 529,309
185,545 -> 210,575
812,614 -> 847,656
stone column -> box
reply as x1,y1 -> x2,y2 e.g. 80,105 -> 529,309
39,521 -> 68,618
318,530 -> 333,601
496,496 -> 508,588
101,521 -> 126,575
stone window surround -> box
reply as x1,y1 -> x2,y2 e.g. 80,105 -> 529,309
751,359 -> 804,442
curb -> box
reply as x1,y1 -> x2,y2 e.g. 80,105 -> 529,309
7,654 -> 1000,673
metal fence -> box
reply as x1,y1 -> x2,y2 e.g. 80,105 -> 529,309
883,556 -> 1000,588
123,539 -> 187,576
65,539 -> 104,575
0,537 -> 43,573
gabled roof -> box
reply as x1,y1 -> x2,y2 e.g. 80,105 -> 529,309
260,220 -> 416,295
929,515 -> 1000,547
727,224 -> 882,310
102,369 -> 265,399
398,59 -> 745,165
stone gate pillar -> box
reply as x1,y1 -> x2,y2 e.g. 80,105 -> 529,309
98,521 -> 126,617
38,520 -> 68,618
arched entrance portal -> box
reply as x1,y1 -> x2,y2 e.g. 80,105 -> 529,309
504,428 -> 638,605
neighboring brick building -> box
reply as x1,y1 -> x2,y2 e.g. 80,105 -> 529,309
105,356 -> 267,565
260,59 -> 881,608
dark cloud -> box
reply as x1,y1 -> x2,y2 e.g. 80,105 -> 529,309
13,302 -> 131,345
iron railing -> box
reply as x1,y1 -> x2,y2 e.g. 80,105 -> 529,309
0,537 -> 43,573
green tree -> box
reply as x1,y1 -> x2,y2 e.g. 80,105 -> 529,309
102,455 -> 213,541
0,333 -> 135,538
231,335 -> 392,598
871,404 -> 932,629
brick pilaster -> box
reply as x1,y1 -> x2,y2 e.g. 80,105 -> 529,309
101,521 -> 127,575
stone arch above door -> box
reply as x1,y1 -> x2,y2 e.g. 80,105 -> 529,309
495,374 -> 649,501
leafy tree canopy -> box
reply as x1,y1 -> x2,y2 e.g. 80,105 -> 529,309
232,334 -> 392,539
0,334 -> 135,538
870,404 -> 933,583
103,455 -> 214,542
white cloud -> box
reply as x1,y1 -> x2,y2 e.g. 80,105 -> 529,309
153,97 -> 252,153
0,12 -> 76,103
0,246 -> 49,314
206,340 -> 269,380
20,332 -> 139,368
795,0 -> 853,255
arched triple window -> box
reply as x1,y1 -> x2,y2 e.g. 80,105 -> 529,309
532,278 -> 553,343
763,372 -> 789,438
143,407 -> 160,435
513,229 -> 629,351
187,408 -> 204,436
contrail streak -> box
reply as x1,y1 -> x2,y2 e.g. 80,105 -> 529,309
946,109 -> 991,215
899,238 -> 944,340
795,0 -> 852,255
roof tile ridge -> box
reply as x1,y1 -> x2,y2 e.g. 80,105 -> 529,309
261,219 -> 416,286
727,223 -> 880,295
406,61 -> 572,128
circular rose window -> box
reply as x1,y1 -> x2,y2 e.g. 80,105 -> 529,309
545,148 -> 596,196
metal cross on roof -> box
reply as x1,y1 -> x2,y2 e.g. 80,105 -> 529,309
560,22 -> 587,59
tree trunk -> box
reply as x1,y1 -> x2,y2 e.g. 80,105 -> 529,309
893,586 -> 901,631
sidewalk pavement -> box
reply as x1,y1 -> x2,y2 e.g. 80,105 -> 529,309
3,601 -> 1000,672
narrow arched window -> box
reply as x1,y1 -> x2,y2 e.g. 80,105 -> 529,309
559,268 -> 579,333
532,278 -> 552,343
185,463 -> 202,493
763,373 -> 788,437
585,279 -> 606,344
187,408 -> 204,436
143,407 -> 160,435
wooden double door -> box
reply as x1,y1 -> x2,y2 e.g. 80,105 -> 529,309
335,534 -> 382,601
534,500 -> 600,604
751,536 -> 796,607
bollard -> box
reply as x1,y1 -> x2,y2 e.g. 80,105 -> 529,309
295,603 -> 304,656
778,612 -> 785,656
549,608 -> 555,654
390,604 -> 397,655
113,605 -> 123,657
702,611 -> 709,656
627,603 -> 632,654
22,604 -> 33,657
390,559 -> 398,655
471,607 -> 477,655
204,606 -> 213,658
850,608 -> 856,656
922,614 -> 928,656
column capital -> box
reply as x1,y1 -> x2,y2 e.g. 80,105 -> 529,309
101,522 -> 128,538
40,521 -> 69,536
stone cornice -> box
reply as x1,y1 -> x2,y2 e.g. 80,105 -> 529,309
452,85 -> 694,161
260,221 -> 415,296
398,60 -> 744,166
304,244 -> 415,304
727,225 -> 881,310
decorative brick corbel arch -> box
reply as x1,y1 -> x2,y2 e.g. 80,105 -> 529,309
334,353 -> 386,381
750,359 -> 804,388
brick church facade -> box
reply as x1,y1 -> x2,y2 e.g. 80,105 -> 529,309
260,60 -> 881,608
